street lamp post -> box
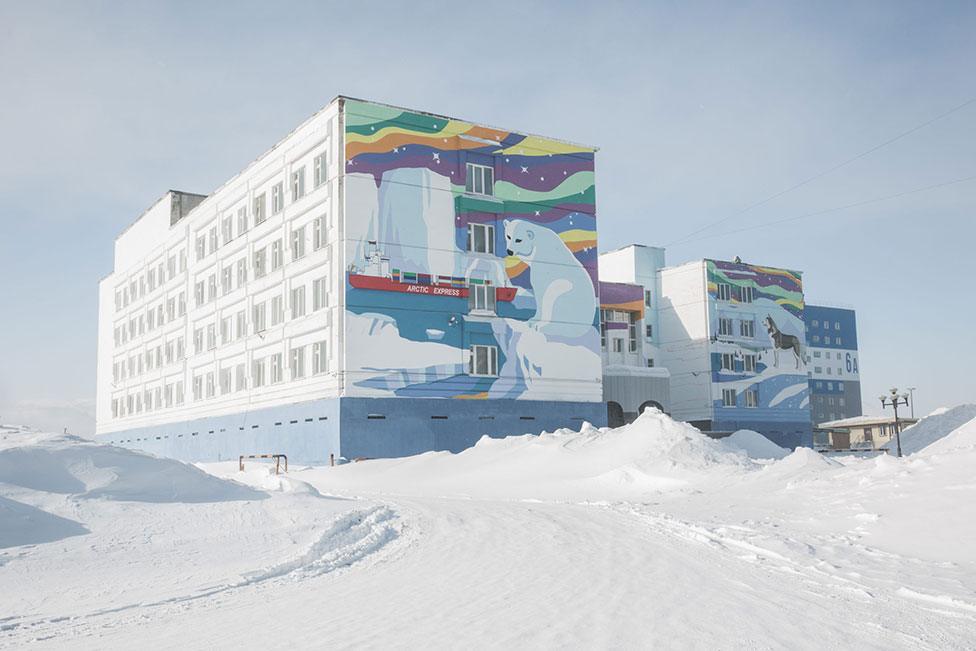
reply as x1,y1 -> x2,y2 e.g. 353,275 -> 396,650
880,387 -> 910,458
907,386 -> 917,419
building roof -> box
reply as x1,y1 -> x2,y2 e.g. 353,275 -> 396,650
817,415 -> 919,429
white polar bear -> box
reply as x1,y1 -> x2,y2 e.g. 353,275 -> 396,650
503,219 -> 597,339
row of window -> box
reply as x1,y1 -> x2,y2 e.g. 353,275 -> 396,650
111,340 -> 329,419
115,152 -> 330,315
720,352 -> 758,373
114,278 -> 329,384
810,334 -> 843,345
114,292 -> 187,347
716,283 -> 755,304
194,154 -> 329,264
115,250 -> 187,312
812,366 -> 845,376
814,395 -> 847,407
717,316 -> 756,339
721,388 -> 759,408
810,319 -> 843,331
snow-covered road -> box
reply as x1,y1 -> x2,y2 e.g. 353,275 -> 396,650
3,408 -> 976,648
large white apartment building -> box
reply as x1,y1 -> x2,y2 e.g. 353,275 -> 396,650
96,97 -> 605,463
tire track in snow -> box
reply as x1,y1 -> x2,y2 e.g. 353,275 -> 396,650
0,506 -> 403,645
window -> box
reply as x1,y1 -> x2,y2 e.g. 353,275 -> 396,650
271,295 -> 283,325
722,388 -> 737,407
812,320 -> 819,328
270,353 -> 283,383
193,327 -> 203,354
717,283 -> 732,301
718,317 -> 733,336
628,315 -> 638,352
469,282 -> 496,313
220,316 -> 231,344
813,351 -> 821,358
744,389 -> 758,408
835,337 -> 842,345
744,354 -> 757,373
207,273 -> 217,301
313,341 -> 327,374
179,250 -> 187,272
236,310 -> 246,340
207,323 -> 216,350
740,286 -> 755,303
192,375 -> 203,401
646,358 -> 655,367
465,163 -> 494,196
253,302 -> 267,333
253,193 -> 267,224
195,280 -> 205,306
313,215 -> 327,250
291,226 -> 306,260
195,235 -> 206,261
237,258 -> 247,286
176,336 -> 185,359
813,335 -> 820,343
253,248 -> 267,278
824,336 -> 831,345
644,290 -> 652,308
222,215 -> 233,244
313,153 -> 328,187
208,226 -> 218,254
235,363 -> 246,391
600,316 -> 607,349
721,353 -> 735,371
313,277 -> 328,311
291,285 -> 306,318
291,167 -> 305,201
814,366 -> 823,374
290,346 -> 305,379
206,372 -> 215,398
252,358 -> 266,388
237,206 -> 248,234
271,182 -> 284,214
645,324 -> 653,338
469,344 -> 498,377
271,239 -> 282,270
147,268 -> 156,292
467,223 -> 495,255
835,322 -> 841,330
740,319 -> 755,338
220,368 -> 231,394
612,338 -> 623,353
222,267 -> 233,294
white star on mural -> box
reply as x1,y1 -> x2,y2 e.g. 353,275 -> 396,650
521,166 -> 529,173
433,152 -> 440,162
393,147 -> 399,153
534,210 -> 540,216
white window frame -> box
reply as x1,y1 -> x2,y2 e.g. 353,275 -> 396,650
465,162 -> 494,196
717,283 -> 732,301
722,388 -> 737,407
467,223 -> 495,255
468,344 -> 499,377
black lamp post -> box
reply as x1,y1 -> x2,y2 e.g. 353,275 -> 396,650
879,387 -> 910,458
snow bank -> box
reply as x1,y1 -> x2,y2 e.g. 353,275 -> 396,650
916,417 -> 976,456
0,495 -> 88,549
323,409 -> 755,500
722,430 -> 789,460
0,432 -> 263,503
881,404 -> 976,456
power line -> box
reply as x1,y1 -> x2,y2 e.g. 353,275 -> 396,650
669,174 -> 976,246
666,95 -> 976,246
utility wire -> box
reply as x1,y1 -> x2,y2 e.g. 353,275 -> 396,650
669,174 -> 976,246
666,95 -> 976,246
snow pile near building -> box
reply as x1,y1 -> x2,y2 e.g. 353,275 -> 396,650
322,409 -> 756,501
881,403 -> 976,455
721,429 -> 790,460
915,415 -> 976,456
0,431 -> 262,503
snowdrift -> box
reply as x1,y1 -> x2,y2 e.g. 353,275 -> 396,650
916,416 -> 976,456
324,409 -> 757,500
0,432 -> 263,503
881,404 -> 976,456
0,494 -> 88,549
721,430 -> 789,460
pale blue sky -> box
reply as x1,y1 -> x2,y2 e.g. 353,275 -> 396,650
1,1 -> 973,430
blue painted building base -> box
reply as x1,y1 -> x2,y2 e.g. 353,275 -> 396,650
711,419 -> 813,450
96,397 -> 607,464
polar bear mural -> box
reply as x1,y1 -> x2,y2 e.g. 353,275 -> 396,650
503,219 -> 597,339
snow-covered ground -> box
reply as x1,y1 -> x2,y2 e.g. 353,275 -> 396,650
2,408 -> 975,649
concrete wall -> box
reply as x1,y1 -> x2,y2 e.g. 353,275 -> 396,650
657,261 -> 711,423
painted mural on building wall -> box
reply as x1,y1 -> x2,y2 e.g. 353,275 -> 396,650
706,260 -> 809,422
342,99 -> 600,402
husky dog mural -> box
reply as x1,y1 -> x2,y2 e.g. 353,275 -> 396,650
707,260 -> 809,424
342,99 -> 601,403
